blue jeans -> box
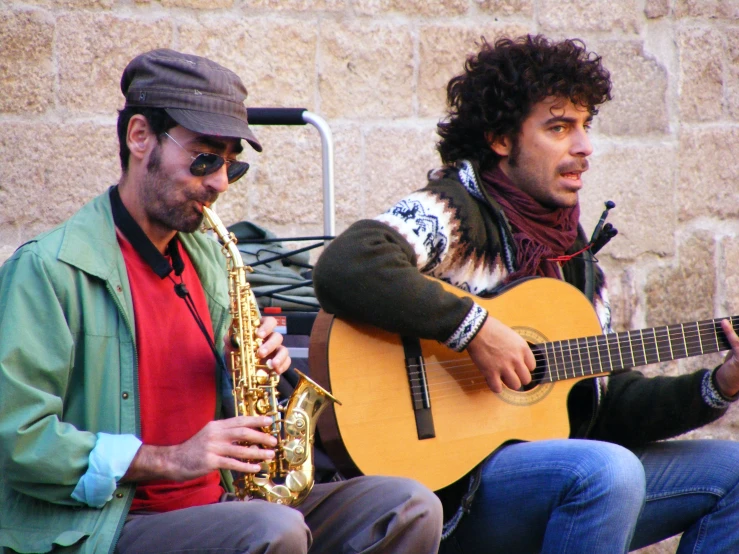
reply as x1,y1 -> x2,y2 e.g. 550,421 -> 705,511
448,439 -> 739,553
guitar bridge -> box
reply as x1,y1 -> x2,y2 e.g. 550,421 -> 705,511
402,336 -> 436,440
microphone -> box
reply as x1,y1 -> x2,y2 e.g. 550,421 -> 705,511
590,200 -> 615,244
589,201 -> 618,255
174,283 -> 189,298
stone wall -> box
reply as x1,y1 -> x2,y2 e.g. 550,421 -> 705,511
1,1 -> 739,551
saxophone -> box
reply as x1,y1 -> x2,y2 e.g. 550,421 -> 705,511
201,206 -> 340,506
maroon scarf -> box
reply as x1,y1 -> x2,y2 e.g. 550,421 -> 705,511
481,167 -> 580,283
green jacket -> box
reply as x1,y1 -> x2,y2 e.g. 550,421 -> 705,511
0,190 -> 230,554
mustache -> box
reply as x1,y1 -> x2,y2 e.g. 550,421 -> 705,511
195,192 -> 220,206
557,160 -> 589,174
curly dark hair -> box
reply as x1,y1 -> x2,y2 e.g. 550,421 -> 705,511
437,34 -> 612,171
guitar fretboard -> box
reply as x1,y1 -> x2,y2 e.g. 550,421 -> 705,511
536,316 -> 738,382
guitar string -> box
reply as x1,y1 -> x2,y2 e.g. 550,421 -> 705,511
326,341 -> 729,408
407,318 -> 731,378
427,316 -> 732,378
326,318 -> 736,404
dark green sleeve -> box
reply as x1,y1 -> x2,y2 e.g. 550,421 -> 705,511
313,219 -> 474,343
588,369 -> 727,447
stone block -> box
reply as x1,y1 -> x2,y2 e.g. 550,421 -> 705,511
641,242 -> 723,377
362,125 -> 440,217
476,0 -> 534,17
318,20 -> 413,119
0,222 -> 22,265
676,0 -> 739,19
0,122 -> 118,241
353,0 -> 467,17
539,0 -> 639,33
0,246 -> 16,267
178,17 -> 317,109
677,28 -> 723,122
596,257 -> 637,333
645,0 -> 670,18
237,122 -> 364,236
728,28 -> 739,121
242,0 -> 345,9
644,231 -> 715,330
418,24 -> 530,118
330,124 -> 364,230
57,14 -> 173,113
677,126 -> 739,221
721,238 -> 739,316
162,0 -> 233,8
596,41 -> 669,135
21,0 -> 115,7
581,142 -> 676,260
0,10 -> 54,114
219,125 -> 324,235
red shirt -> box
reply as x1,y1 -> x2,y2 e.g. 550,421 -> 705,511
118,233 -> 224,512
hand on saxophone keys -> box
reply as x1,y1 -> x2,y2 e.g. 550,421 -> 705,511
122,415 -> 281,483
225,316 -> 291,375
255,316 -> 291,375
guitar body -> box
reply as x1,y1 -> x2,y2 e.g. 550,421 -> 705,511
310,277 -> 608,492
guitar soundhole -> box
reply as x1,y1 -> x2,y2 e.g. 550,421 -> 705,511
520,344 -> 546,391
520,373 -> 543,392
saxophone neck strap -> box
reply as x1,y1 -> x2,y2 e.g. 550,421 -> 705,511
109,185 -> 184,278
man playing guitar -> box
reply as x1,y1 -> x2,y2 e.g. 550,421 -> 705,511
313,35 -> 739,553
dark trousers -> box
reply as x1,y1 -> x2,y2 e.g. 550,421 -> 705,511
115,476 -> 442,554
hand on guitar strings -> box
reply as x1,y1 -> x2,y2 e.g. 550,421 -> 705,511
714,319 -> 739,399
466,316 -> 536,393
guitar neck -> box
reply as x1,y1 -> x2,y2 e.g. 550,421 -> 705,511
539,315 -> 738,382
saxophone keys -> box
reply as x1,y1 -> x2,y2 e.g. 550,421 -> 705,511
282,438 -> 308,465
283,412 -> 307,436
253,460 -> 272,478
255,369 -> 270,385
267,484 -> 293,503
285,470 -> 310,493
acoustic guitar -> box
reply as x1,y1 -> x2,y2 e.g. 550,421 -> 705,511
309,277 -> 736,491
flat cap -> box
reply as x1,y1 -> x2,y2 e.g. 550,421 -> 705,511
121,49 -> 261,151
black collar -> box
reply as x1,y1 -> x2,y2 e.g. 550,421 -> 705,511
109,185 -> 184,278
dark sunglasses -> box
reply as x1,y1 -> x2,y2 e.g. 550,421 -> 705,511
164,132 -> 250,184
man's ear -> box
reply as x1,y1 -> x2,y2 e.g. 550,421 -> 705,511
126,115 -> 156,164
485,132 -> 511,157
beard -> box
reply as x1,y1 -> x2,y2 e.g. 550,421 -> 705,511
507,135 -> 522,168
141,145 -> 218,233
502,136 -> 587,210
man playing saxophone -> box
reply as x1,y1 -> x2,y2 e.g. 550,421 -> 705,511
0,49 -> 442,554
